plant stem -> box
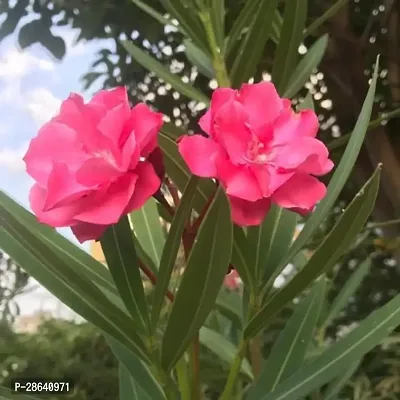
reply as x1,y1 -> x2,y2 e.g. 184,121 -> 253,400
199,10 -> 231,88
138,259 -> 175,302
190,335 -> 202,400
219,339 -> 247,400
176,355 -> 191,400
248,292 -> 263,379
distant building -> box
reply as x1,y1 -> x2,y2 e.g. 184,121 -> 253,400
90,241 -> 105,264
14,311 -> 53,333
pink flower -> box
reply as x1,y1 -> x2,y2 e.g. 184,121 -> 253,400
24,87 -> 164,243
224,269 -> 241,290
178,82 -> 333,225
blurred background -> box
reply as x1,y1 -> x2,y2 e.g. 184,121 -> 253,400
0,0 -> 400,398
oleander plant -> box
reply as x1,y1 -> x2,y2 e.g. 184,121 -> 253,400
1,1 -> 400,399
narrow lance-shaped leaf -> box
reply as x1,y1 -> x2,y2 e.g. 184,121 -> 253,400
0,200 -> 149,362
0,191 -> 117,297
151,176 -> 199,329
210,0 -> 225,50
199,326 -> 253,380
324,359 -> 361,400
225,0 -> 260,58
160,0 -> 209,52
130,197 -> 165,268
106,335 -> 165,400
248,277 -> 326,399
184,39 -> 215,79
272,0 -> 308,93
121,40 -> 209,104
247,205 -> 297,284
161,188 -> 233,371
283,34 -> 329,98
100,216 -> 149,332
321,258 -> 371,329
230,0 -> 280,87
280,56 -> 380,273
259,285 -> 400,400
245,166 -> 381,339
119,364 -> 149,400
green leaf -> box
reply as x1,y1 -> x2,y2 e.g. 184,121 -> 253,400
107,335 -> 165,400
0,195 -> 149,363
321,258 -> 371,328
230,0 -> 280,87
258,291 -> 400,400
245,166 -> 381,339
248,277 -> 326,398
199,327 -> 253,380
215,289 -> 243,327
210,0 -> 225,50
270,9 -> 283,44
130,198 -> 165,268
159,0 -> 208,52
226,0 -> 260,58
184,39 -> 215,79
298,92 -> 315,111
0,191 -> 117,298
0,386 -> 40,400
281,56 -> 380,271
119,364 -> 149,400
271,0 -> 308,93
131,0 -> 175,30
100,216 -> 149,332
133,233 -> 158,275
121,40 -> 209,104
324,359 -> 361,400
247,205 -> 297,284
151,177 -> 199,328
283,34 -> 329,98
161,188 -> 233,371
231,225 -> 254,289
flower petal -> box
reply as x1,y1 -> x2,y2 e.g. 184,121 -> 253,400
23,122 -> 86,186
213,100 -> 250,164
271,174 -> 327,212
29,184 -> 79,227
273,109 -> 319,145
122,103 -> 163,156
178,135 -> 221,177
44,162 -> 91,210
273,137 -> 333,175
228,195 -> 271,226
90,87 -> 129,110
74,173 -> 138,225
71,222 -> 108,243
225,167 -> 262,202
239,82 -> 283,131
76,157 -> 122,187
124,162 -> 161,213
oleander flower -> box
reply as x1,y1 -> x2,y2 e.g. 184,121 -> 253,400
178,82 -> 333,226
24,87 -> 164,243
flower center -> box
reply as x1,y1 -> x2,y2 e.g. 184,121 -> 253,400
244,137 -> 270,164
94,150 -> 118,168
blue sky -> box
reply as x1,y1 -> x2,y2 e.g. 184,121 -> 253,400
0,25 -> 109,317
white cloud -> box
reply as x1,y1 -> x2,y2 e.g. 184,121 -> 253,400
0,140 -> 29,173
26,88 -> 62,126
0,49 -> 54,79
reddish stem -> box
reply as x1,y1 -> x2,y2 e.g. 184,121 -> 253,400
138,258 -> 175,302
166,177 -> 180,207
